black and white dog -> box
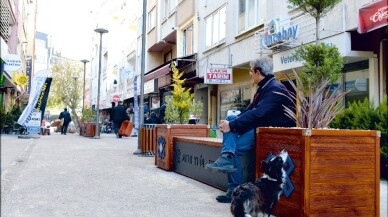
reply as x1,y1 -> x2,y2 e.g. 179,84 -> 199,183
231,150 -> 288,217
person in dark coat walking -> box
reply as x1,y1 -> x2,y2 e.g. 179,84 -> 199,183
59,108 -> 72,135
159,102 -> 166,124
146,112 -> 160,124
112,101 -> 129,138
205,56 -> 296,203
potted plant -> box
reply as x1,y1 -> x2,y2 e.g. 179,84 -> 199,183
255,1 -> 381,216
80,108 -> 98,137
155,63 -> 209,171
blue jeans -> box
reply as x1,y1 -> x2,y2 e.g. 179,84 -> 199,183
222,115 -> 255,192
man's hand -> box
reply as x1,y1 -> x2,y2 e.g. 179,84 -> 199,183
219,120 -> 231,133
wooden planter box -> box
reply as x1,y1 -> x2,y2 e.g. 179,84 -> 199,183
256,128 -> 380,217
84,123 -> 101,137
155,124 -> 209,171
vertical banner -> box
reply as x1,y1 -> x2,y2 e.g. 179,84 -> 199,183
17,70 -> 49,134
25,56 -> 32,93
133,75 -> 139,129
34,77 -> 52,121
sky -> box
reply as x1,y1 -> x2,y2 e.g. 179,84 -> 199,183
36,0 -> 95,60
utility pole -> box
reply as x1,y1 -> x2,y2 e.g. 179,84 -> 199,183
134,0 -> 147,155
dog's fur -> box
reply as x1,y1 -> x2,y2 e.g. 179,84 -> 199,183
231,150 -> 288,217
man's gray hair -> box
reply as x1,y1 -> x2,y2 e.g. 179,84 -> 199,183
249,56 -> 274,77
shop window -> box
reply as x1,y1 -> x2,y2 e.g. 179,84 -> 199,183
220,85 -> 250,120
205,5 -> 226,49
343,61 -> 369,106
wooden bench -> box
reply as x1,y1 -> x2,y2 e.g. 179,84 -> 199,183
173,136 -> 255,190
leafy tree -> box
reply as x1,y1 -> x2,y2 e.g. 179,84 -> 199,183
47,60 -> 83,126
292,43 -> 343,88
288,0 -> 341,42
168,63 -> 194,124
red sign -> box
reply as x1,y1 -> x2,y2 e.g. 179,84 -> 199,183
204,68 -> 233,84
358,0 -> 388,34
112,95 -> 120,102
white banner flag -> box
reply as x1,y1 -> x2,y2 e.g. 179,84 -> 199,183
18,70 -> 49,127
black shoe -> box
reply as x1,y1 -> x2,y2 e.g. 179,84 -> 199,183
216,190 -> 232,203
205,153 -> 237,173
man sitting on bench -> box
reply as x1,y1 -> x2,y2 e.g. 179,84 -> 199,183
205,56 -> 295,203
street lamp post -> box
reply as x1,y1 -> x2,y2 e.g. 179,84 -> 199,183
80,59 -> 90,112
93,28 -> 109,139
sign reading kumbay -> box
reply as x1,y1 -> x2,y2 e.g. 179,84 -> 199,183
205,68 -> 233,84
17,70 -> 50,134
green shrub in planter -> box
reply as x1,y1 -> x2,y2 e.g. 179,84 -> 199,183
80,108 -> 96,123
330,96 -> 388,179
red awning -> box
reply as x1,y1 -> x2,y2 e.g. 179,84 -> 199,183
144,64 -> 170,82
357,0 -> 388,34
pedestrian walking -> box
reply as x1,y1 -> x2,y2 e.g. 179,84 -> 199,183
58,108 -> 72,135
112,101 -> 129,138
159,101 -> 166,124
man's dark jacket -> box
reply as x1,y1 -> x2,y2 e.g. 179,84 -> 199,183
229,75 -> 295,134
59,111 -> 71,124
112,105 -> 128,125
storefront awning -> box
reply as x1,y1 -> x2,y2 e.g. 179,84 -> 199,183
357,0 -> 388,34
144,64 -> 170,82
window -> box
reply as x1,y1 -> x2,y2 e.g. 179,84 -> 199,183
219,86 -> 251,120
343,61 -> 369,106
163,0 -> 177,18
164,51 -> 172,62
183,25 -> 193,56
148,8 -> 156,31
238,0 -> 261,34
205,6 -> 226,49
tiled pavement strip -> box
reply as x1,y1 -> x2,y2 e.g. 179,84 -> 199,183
1,133 -> 387,217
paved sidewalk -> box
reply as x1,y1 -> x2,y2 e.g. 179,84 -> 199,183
1,133 -> 231,217
1,133 -> 387,217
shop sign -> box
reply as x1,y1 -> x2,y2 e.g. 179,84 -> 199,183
358,0 -> 388,34
205,68 -> 233,84
112,94 -> 120,102
26,56 -> 32,93
260,19 -> 299,50
13,72 -> 29,86
273,33 -> 350,73
151,96 -> 160,109
4,54 -> 21,72
144,79 -> 156,94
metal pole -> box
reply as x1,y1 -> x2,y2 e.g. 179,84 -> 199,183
93,28 -> 109,139
134,0 -> 147,154
80,60 -> 89,112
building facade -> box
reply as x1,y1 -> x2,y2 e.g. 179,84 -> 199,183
0,0 -> 37,111
87,0 -> 387,126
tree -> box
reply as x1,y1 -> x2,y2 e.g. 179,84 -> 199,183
288,0 -> 341,42
281,0 -> 347,129
47,60 -> 82,126
164,63 -> 194,124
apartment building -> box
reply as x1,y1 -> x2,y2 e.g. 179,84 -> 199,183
0,0 -> 37,110
89,0 -> 139,117
198,0 -> 387,126
89,0 -> 387,126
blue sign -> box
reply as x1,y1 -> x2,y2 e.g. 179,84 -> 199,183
133,75 -> 139,129
261,19 -> 299,49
